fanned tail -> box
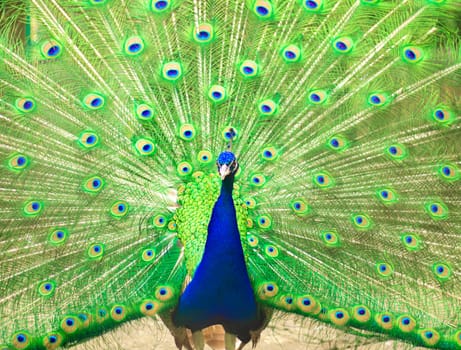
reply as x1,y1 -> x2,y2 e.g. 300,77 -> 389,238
0,0 -> 460,349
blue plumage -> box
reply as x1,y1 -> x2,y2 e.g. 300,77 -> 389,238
174,153 -> 261,343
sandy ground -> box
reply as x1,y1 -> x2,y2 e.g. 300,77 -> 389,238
71,314 -> 422,350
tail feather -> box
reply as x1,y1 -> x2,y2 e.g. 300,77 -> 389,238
0,0 -> 460,349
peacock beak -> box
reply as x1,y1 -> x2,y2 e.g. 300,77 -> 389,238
218,164 -> 231,180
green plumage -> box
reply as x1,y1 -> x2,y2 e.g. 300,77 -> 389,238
0,0 -> 460,349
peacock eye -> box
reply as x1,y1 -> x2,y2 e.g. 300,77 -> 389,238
303,0 -> 323,11
15,97 -> 36,112
194,23 -> 214,44
162,61 -> 183,81
124,36 -> 145,56
222,126 -> 238,141
41,40 -> 63,58
83,93 -> 105,110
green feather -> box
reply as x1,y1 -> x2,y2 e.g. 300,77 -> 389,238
0,0 -> 460,349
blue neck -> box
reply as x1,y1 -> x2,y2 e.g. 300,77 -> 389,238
173,174 -> 260,340
204,174 -> 243,257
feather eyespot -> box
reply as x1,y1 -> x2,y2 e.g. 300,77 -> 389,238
252,0 -> 274,19
376,262 -> 393,278
96,308 -> 109,323
248,174 -> 265,188
329,309 -> 350,326
297,295 -> 320,314
124,36 -> 144,56
352,305 -> 371,323
12,332 -> 32,349
397,315 -> 416,333
7,153 -> 30,171
351,213 -> 372,230
38,281 -> 56,297
281,44 -> 301,63
110,201 -> 129,218
385,143 -> 408,161
162,61 -> 182,81
313,171 -> 334,189
376,313 -> 393,330
222,126 -> 238,142
326,135 -> 348,151
41,40 -> 63,58
208,85 -> 227,103
177,161 -> 193,177
303,0 -> 323,11
290,199 -> 310,216
424,200 -> 448,220
140,300 -> 160,316
368,93 -> 389,106
83,93 -> 105,110
432,263 -> 451,281
61,316 -> 80,334
48,228 -> 69,246
135,103 -> 155,121
308,89 -> 328,105
179,124 -> 196,141
83,175 -> 105,193
152,214 -> 167,228
258,99 -> 278,117
197,150 -> 213,164
420,329 -> 440,346
87,243 -> 104,259
155,286 -> 174,301
438,163 -> 460,182
277,295 -> 295,311
247,234 -> 259,247
321,230 -> 340,247
259,282 -> 279,299
402,46 -> 423,63
142,248 -> 156,262
257,215 -> 272,229
78,131 -> 100,149
77,313 -> 91,328
376,188 -> 398,205
431,107 -> 455,125
42,332 -> 63,349
111,305 -> 127,322
244,198 -> 257,209
194,23 -> 214,44
15,98 -> 36,113
261,146 -> 278,161
151,0 -> 172,13
264,245 -> 279,257
332,37 -> 354,54
23,200 -> 43,217
239,60 -> 259,78
134,138 -> 156,156
168,220 -> 177,231
401,233 -> 421,251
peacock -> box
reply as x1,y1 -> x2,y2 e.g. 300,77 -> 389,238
0,0 -> 460,349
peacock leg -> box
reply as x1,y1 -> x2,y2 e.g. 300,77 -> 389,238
192,330 -> 205,350
224,332 -> 236,350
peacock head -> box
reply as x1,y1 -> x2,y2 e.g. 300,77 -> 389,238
217,151 -> 239,180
